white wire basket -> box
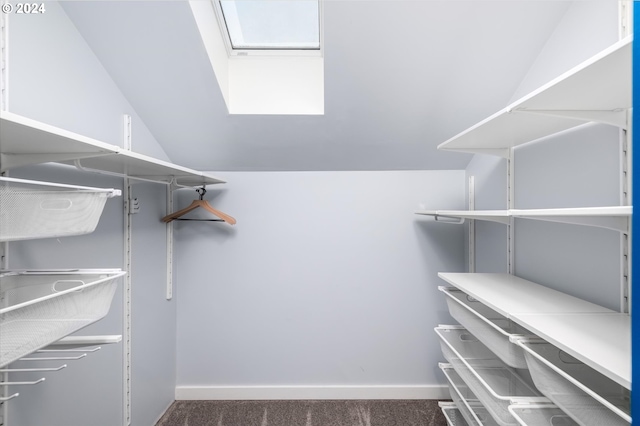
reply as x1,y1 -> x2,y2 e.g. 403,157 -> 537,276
441,404 -> 470,426
0,269 -> 125,367
435,326 -> 545,426
0,177 -> 121,242
441,363 -> 498,426
513,339 -> 630,426
440,286 -> 530,368
508,404 -> 578,426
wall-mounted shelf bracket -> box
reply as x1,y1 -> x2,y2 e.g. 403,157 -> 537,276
511,209 -> 630,233
0,378 -> 45,387
19,354 -> 87,361
439,148 -> 510,158
512,108 -> 627,129
1,152 -> 113,172
0,394 -> 18,403
0,365 -> 66,373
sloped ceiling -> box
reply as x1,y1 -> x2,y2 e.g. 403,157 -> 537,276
61,1 -> 570,171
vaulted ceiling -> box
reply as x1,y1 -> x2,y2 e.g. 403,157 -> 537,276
61,1 -> 571,171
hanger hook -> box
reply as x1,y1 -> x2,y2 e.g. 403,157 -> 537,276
196,186 -> 206,200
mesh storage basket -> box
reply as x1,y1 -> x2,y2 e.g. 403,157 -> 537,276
508,404 -> 578,426
441,364 -> 499,426
441,405 -> 470,426
514,339 -> 630,426
0,269 -> 125,367
436,325 -> 505,369
436,326 -> 544,426
440,286 -> 530,368
0,177 -> 121,241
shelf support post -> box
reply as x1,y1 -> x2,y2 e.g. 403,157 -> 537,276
620,1 -> 633,39
122,114 -> 132,426
166,184 -> 174,300
0,14 -> 9,425
508,148 -> 515,275
468,176 -> 475,273
0,7 -> 8,112
621,109 -> 632,314
0,173 -> 8,426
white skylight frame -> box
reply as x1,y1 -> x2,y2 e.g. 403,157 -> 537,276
211,0 -> 324,57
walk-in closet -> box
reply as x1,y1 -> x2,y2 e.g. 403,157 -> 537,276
0,1 -> 634,425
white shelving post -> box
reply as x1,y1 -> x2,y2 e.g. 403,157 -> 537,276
166,184 -> 174,300
122,115 -> 132,426
0,10 -> 9,426
468,176 -> 475,273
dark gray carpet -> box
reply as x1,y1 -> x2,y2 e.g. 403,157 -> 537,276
156,400 -> 449,426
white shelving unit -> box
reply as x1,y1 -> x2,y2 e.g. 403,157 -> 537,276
428,34 -> 633,424
0,110 -> 227,419
0,111 -> 225,186
438,273 -> 630,389
437,36 -> 631,156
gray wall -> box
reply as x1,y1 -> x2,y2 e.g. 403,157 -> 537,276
6,2 -> 169,160
465,155 -> 508,273
509,0 -> 620,102
130,183 -> 177,425
174,171 -> 466,391
6,4 -> 175,425
464,1 -> 624,309
513,124 -> 623,311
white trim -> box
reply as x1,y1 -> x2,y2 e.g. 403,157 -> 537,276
210,0 -> 324,58
175,385 -> 448,401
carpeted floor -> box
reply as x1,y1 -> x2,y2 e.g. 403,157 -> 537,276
156,400 -> 449,426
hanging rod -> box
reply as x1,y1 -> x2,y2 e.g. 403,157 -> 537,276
434,215 -> 465,224
172,218 -> 224,222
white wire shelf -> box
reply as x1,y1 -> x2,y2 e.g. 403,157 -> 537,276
438,273 -> 630,389
437,36 -> 631,156
44,335 -> 122,350
0,111 -> 225,186
513,338 -> 630,425
508,404 -> 578,426
0,269 -> 126,368
0,177 -> 121,242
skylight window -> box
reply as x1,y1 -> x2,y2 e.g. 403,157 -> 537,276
218,0 -> 320,50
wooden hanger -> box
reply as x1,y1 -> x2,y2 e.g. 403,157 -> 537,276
162,187 -> 236,225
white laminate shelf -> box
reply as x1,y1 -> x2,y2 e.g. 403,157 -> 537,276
44,335 -> 123,350
0,111 -> 225,186
416,206 -> 631,232
510,206 -> 631,232
438,272 -> 630,389
438,36 -> 631,156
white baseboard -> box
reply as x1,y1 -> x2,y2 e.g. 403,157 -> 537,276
175,385 -> 449,401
